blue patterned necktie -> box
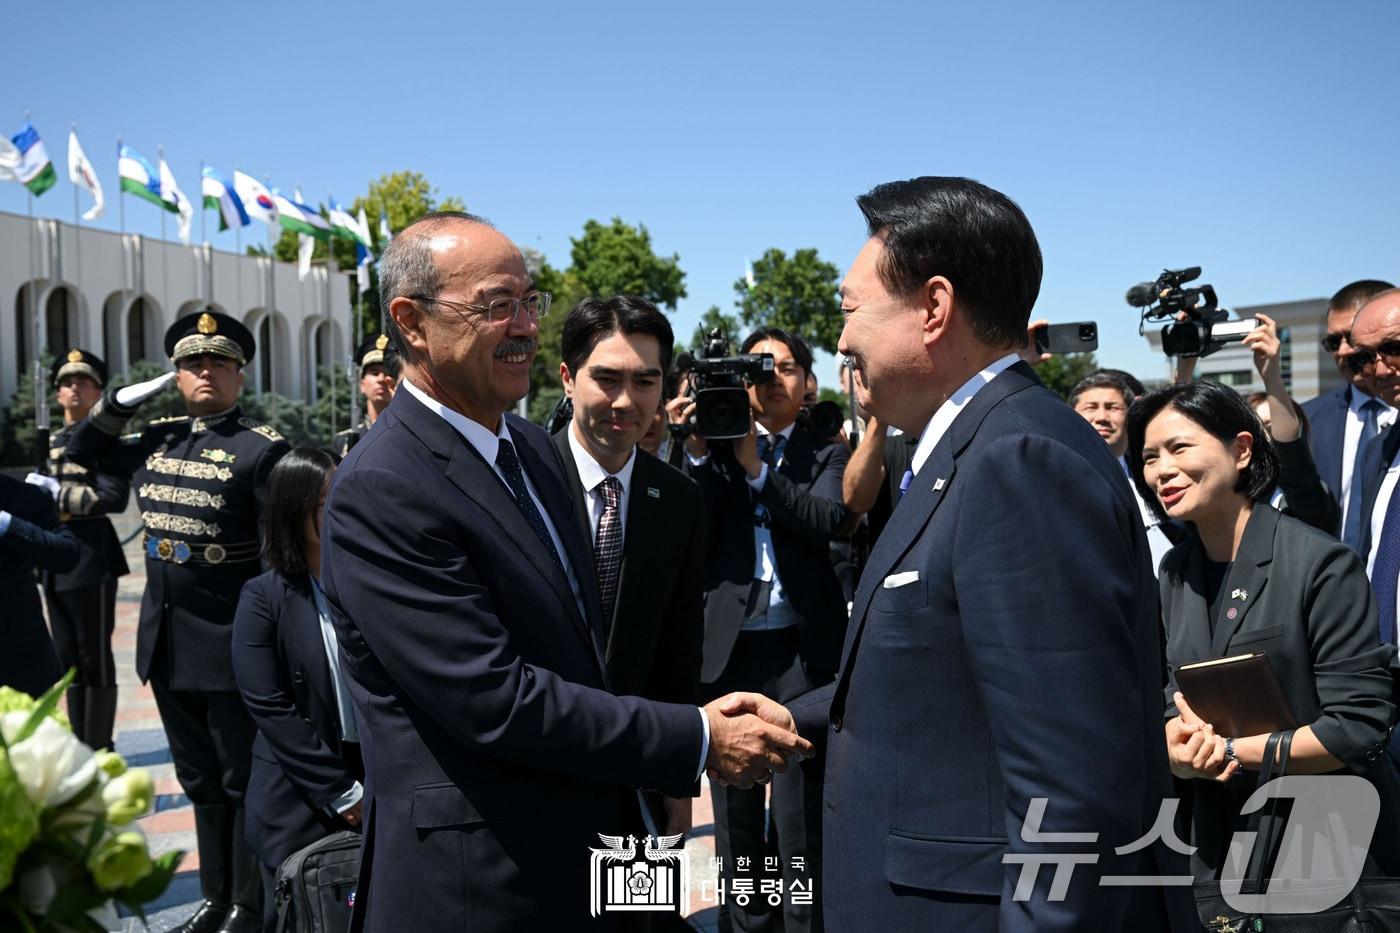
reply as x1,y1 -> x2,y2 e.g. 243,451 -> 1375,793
1343,398 -> 1383,549
1372,474 -> 1400,647
753,433 -> 786,525
495,438 -> 564,572
899,469 -> 914,500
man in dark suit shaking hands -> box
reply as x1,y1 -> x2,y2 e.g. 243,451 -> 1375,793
552,295 -> 706,841
320,212 -> 813,933
728,178 -> 1187,931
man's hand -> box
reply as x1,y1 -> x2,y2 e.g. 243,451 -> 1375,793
1243,312 -> 1282,384
1019,319 -> 1053,368
114,371 -> 177,408
702,692 -> 813,789
24,473 -> 60,501
662,796 -> 692,836
735,420 -> 762,480
667,397 -> 708,460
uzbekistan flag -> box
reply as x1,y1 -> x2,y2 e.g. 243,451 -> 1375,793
11,123 -> 56,196
118,145 -> 163,207
202,167 -> 249,231
328,198 -> 365,244
274,190 -> 331,240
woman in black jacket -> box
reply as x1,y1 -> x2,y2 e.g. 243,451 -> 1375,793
232,448 -> 363,931
1127,380 -> 1400,879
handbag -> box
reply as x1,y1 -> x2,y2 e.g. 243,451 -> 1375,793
273,829 -> 362,933
1194,730 -> 1400,932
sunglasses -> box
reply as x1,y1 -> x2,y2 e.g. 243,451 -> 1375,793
1344,339 -> 1400,375
1321,331 -> 1351,353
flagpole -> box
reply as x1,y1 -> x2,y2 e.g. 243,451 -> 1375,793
234,164 -> 242,323
266,173 -> 276,422
71,124 -> 82,315
157,145 -> 168,312
26,111 -> 47,469
117,136 -> 127,299
199,159 -> 209,307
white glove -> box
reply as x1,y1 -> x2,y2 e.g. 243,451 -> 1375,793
24,473 -> 60,501
115,371 -> 177,407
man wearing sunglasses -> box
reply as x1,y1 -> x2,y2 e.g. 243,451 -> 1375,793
1302,279 -> 1396,548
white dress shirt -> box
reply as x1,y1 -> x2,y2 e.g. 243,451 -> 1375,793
402,379 -> 710,777
567,424 -> 637,545
1120,457 -> 1175,574
745,421 -> 800,630
910,354 -> 1020,478
1342,388 -> 1396,527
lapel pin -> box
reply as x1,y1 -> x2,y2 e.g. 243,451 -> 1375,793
933,477 -> 946,491
646,487 -> 660,498
1227,607 -> 1238,620
1231,588 -> 1247,601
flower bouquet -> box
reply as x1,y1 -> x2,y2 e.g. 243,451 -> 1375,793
0,672 -> 182,931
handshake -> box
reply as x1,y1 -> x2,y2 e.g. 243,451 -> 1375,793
701,693 -> 813,789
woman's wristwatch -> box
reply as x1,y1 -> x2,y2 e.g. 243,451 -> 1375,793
1224,736 -> 1239,767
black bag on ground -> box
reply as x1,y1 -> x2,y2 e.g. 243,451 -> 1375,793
273,829 -> 361,933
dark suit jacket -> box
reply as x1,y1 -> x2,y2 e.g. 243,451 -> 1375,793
551,430 -> 704,705
232,570 -> 362,872
1,475 -> 77,697
1160,505 -> 1400,874
320,389 -> 704,933
690,423 -> 850,685
790,362 -> 1188,933
1303,384 -> 1351,503
45,421 -> 130,591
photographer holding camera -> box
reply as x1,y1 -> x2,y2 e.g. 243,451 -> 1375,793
673,327 -> 849,933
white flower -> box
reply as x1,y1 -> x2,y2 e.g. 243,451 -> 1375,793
3,713 -> 99,809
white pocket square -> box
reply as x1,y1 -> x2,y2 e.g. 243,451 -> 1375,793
882,570 -> 920,589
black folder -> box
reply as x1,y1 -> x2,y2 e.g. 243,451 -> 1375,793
1175,652 -> 1298,737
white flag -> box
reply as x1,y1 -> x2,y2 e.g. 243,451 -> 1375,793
295,186 -> 315,281
355,206 -> 373,293
158,158 -> 194,244
233,170 -> 279,227
0,136 -> 20,182
67,130 -> 104,221
745,259 -> 756,289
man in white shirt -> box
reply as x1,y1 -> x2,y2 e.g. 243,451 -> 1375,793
551,295 -> 706,843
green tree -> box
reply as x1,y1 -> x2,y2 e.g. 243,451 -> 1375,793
0,353 -> 61,467
1035,352 -> 1101,401
732,248 -> 842,353
687,306 -> 741,355
569,219 -> 686,310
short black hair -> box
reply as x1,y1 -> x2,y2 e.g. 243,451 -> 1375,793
740,327 -> 813,376
1069,371 -> 1135,409
1125,381 -> 1280,523
1329,279 -> 1395,314
262,447 -> 338,577
560,295 -> 674,376
855,176 -> 1043,348
1094,368 -> 1146,399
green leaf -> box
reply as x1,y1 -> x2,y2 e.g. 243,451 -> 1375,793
14,671 -> 75,745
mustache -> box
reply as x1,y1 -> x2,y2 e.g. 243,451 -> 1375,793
494,338 -> 537,359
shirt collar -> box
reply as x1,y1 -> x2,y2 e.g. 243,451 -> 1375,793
910,354 -> 1020,477
567,422 -> 637,495
400,377 -> 511,463
1349,385 -> 1391,415
755,420 -> 797,440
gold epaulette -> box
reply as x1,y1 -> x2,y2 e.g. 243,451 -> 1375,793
239,417 -> 285,443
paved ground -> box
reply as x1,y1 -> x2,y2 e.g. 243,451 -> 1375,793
87,520 -> 723,930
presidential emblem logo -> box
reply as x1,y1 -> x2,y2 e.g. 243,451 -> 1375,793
589,833 -> 688,917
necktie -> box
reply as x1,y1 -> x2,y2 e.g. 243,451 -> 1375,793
899,469 -> 914,499
494,438 -> 564,572
753,434 -> 787,525
594,476 -> 623,627
1344,399 -> 1383,549
1372,484 -> 1400,647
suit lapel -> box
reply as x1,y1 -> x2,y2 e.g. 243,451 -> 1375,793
1211,506 -> 1276,655
551,428 -> 595,551
1175,542 -> 1215,662
285,575 -> 339,727
612,453 -> 664,655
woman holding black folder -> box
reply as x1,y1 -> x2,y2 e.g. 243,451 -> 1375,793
1127,380 -> 1400,878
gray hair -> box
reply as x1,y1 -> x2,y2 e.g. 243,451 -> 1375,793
379,210 -> 492,359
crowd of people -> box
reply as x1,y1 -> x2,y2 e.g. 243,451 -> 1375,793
6,175 -> 1400,932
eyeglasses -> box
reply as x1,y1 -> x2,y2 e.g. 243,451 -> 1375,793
409,291 -> 551,324
1344,339 -> 1400,375
1321,331 -> 1352,353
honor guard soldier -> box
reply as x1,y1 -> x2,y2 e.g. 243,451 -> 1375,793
331,333 -> 399,458
24,350 -> 131,751
65,310 -> 289,933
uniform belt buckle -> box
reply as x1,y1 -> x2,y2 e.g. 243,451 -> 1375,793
204,543 -> 226,565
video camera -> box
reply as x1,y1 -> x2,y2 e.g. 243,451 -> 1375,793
1126,266 -> 1255,359
670,328 -> 775,440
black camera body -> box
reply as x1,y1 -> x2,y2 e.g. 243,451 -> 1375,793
1126,266 -> 1249,359
673,329 -> 775,440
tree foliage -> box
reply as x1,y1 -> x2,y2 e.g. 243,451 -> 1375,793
733,248 -> 843,354
686,306 -> 741,356
569,219 -> 686,310
1035,352 -> 1101,401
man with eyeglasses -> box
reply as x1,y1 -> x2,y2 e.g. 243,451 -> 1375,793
318,211 -> 813,932
1302,279 -> 1396,548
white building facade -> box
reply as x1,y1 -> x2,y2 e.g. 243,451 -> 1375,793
0,210 -> 356,408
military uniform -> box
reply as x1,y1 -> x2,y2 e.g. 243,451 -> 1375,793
332,333 -> 399,458
43,349 -> 131,751
65,311 -> 286,933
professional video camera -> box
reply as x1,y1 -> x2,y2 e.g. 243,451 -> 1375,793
1126,266 -> 1256,359
670,328 -> 775,440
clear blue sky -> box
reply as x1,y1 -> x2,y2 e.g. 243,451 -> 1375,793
7,0 -> 1398,384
